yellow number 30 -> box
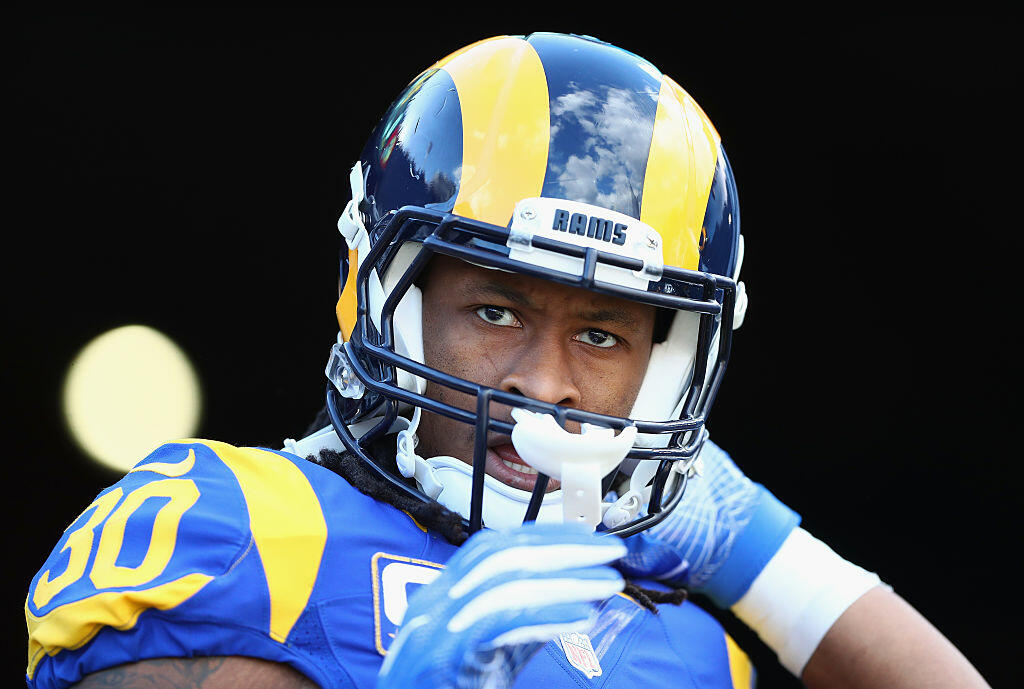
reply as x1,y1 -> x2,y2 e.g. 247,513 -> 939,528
33,467 -> 200,609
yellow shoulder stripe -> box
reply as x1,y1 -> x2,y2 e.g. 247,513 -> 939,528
26,572 -> 213,679
725,633 -> 754,689
195,440 -> 328,643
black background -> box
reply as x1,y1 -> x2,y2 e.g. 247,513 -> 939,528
8,11 -> 1020,688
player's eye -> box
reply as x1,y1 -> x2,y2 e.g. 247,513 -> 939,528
475,306 -> 519,327
575,329 -> 618,348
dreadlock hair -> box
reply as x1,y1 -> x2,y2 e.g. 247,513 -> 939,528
304,407 -> 689,613
623,582 -> 688,609
313,443 -> 470,547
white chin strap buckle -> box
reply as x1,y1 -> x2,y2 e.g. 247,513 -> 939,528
510,408 -> 637,529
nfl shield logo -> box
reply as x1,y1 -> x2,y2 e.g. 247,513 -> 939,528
558,631 -> 602,679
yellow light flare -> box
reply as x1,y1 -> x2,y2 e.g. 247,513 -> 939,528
62,325 -> 201,472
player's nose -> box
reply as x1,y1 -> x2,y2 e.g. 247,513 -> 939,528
497,337 -> 581,410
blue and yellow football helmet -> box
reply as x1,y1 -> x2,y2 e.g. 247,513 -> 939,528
325,32 -> 746,536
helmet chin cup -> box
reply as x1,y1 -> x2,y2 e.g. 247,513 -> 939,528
510,408 -> 637,529
425,454 -> 565,530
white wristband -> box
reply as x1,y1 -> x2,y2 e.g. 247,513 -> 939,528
730,527 -> 888,676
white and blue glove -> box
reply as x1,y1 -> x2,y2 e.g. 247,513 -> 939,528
619,438 -> 800,608
620,438 -> 884,676
377,522 -> 626,689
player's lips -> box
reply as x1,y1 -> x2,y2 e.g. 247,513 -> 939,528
485,441 -> 561,493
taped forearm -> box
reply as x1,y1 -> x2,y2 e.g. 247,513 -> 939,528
731,527 -> 885,676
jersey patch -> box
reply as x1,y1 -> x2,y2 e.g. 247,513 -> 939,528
371,552 -> 443,655
558,631 -> 603,678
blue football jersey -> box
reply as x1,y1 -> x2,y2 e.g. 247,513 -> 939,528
26,439 -> 754,688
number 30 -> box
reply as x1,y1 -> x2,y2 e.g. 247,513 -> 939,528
33,477 -> 199,609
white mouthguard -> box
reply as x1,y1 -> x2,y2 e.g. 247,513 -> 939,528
510,408 -> 637,529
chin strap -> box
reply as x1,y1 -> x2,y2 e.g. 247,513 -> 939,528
394,407 -> 565,530
394,407 -> 447,500
337,162 -> 369,252
601,439 -> 703,530
601,462 -> 657,530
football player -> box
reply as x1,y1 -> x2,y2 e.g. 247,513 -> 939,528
26,33 -> 989,689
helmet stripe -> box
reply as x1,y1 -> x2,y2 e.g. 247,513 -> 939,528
438,37 -> 550,226
640,76 -> 721,271
336,247 -> 358,340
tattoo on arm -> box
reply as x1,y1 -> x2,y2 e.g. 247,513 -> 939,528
72,656 -> 319,688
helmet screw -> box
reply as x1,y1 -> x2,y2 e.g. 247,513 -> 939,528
646,234 -> 659,249
520,208 -> 536,220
